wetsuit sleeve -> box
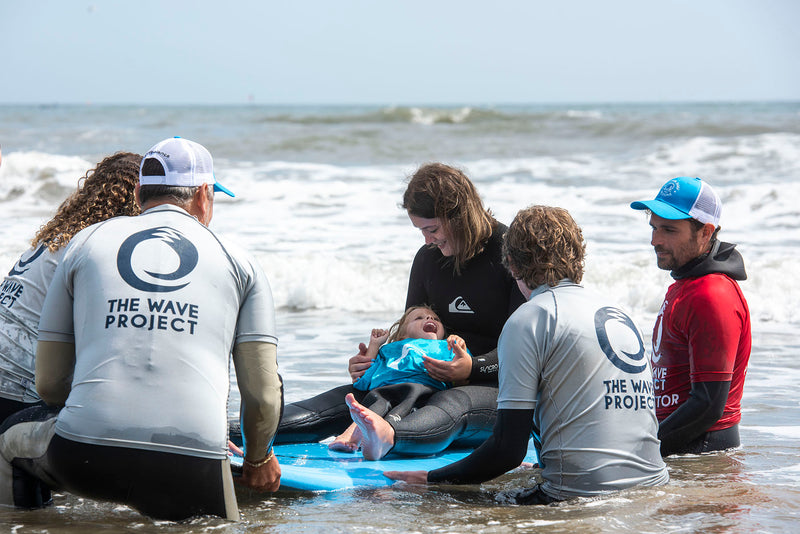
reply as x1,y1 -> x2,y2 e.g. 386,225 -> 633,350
34,340 -> 76,406
658,380 -> 730,456
233,341 -> 284,462
427,408 -> 533,484
468,348 -> 499,383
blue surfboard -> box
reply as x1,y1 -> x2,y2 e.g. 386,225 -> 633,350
230,441 -> 539,491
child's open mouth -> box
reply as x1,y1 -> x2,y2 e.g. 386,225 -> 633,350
423,321 -> 438,334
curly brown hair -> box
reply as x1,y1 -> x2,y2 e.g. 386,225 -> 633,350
33,152 -> 142,251
402,163 -> 496,274
502,205 -> 585,288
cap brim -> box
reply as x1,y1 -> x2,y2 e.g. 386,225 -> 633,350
630,199 -> 690,220
213,182 -> 235,197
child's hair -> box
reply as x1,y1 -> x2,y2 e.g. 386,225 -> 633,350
386,305 -> 443,343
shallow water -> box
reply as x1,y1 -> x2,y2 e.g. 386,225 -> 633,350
1,330 -> 794,534
0,102 -> 798,531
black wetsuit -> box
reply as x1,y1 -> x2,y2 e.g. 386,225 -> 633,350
405,222 -> 523,362
1,405 -> 236,520
272,223 -> 525,453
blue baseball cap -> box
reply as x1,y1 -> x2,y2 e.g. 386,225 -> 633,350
630,176 -> 720,226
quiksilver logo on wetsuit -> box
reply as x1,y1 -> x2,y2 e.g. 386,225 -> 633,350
448,296 -> 474,314
116,227 -> 198,292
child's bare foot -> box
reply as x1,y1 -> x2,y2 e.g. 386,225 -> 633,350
328,423 -> 362,452
345,393 -> 395,461
328,439 -> 359,452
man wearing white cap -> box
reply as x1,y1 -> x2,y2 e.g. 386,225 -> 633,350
0,137 -> 282,520
631,176 -> 751,456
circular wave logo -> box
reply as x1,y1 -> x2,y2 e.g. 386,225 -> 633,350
8,244 -> 46,277
116,227 -> 198,292
594,307 -> 647,374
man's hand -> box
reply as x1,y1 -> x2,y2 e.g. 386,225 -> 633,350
239,453 -> 281,492
423,335 -> 472,383
348,343 -> 373,382
384,470 -> 428,484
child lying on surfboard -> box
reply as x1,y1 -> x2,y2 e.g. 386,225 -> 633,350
329,305 -> 470,453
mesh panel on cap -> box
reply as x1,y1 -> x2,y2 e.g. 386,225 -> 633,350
192,153 -> 213,174
691,182 -> 721,224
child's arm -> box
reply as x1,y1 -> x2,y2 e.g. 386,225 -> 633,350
365,328 -> 390,359
352,329 -> 390,388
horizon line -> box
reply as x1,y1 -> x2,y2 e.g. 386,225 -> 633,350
1,98 -> 799,108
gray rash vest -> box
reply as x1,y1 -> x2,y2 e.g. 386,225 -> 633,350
497,280 -> 668,499
0,245 -> 64,402
38,204 -> 277,459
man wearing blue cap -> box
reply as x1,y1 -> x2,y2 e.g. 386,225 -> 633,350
0,138 -> 283,520
631,177 -> 751,456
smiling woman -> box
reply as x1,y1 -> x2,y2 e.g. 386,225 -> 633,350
402,163 -> 496,275
266,162 -> 526,461
408,214 -> 454,256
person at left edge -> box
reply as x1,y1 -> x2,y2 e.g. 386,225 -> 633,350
0,152 -> 142,422
0,137 -> 283,521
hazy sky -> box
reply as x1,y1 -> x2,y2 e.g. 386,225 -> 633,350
1,0 -> 798,105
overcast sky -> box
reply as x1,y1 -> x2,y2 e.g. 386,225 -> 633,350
1,0 -> 798,105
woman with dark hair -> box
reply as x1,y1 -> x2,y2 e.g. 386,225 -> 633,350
272,163 -> 524,455
0,152 -> 142,421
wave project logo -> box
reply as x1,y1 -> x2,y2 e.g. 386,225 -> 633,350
116,227 -> 198,292
8,244 -> 46,277
594,307 -> 647,374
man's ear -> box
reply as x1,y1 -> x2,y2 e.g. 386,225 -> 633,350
134,183 -> 142,208
191,183 -> 213,226
698,222 -> 717,252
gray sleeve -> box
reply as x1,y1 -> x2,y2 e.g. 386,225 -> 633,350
37,247 -> 76,343
496,308 -> 544,411
234,255 -> 278,345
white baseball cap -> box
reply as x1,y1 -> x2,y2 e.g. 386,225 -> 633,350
140,136 -> 234,197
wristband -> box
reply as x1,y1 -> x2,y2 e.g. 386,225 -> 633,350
243,449 -> 274,468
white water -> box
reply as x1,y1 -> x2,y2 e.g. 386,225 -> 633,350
0,102 -> 798,532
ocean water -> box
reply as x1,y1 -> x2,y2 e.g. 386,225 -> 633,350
0,102 -> 798,532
